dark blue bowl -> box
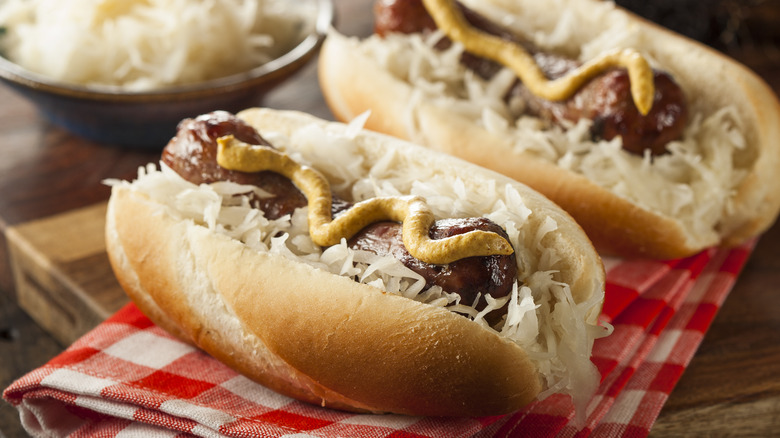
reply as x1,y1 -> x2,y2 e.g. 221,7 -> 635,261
0,0 -> 333,148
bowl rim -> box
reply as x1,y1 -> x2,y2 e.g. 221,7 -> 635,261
0,0 -> 334,103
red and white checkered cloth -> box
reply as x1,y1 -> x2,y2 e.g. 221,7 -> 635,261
4,239 -> 756,438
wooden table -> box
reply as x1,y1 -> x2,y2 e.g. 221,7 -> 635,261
1,1 -> 779,436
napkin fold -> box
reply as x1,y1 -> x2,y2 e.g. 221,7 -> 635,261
4,240 -> 754,438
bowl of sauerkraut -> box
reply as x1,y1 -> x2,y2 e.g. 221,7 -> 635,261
0,0 -> 333,147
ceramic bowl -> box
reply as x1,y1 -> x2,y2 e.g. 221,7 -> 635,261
0,0 -> 333,148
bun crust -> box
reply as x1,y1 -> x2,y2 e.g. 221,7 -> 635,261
318,0 -> 780,259
105,109 -> 605,416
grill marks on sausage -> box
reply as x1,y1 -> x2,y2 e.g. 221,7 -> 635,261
373,0 -> 688,156
162,111 -> 518,313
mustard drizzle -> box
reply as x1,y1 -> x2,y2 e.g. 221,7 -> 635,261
421,0 -> 656,115
216,135 -> 514,265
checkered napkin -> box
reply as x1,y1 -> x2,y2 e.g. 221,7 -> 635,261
3,240 -> 755,438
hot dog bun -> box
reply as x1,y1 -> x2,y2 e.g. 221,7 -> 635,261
318,0 -> 780,259
105,108 -> 607,417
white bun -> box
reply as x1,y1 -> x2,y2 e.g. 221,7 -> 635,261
105,108 -> 606,417
318,0 -> 780,259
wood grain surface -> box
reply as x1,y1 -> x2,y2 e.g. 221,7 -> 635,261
1,1 -> 779,437
6,202 -> 124,346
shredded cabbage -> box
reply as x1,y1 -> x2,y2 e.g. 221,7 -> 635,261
0,0 -> 313,90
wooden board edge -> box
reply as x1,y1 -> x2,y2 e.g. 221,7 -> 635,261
6,202 -> 128,346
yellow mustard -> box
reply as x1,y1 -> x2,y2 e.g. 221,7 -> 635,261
421,0 -> 656,115
216,135 -> 514,265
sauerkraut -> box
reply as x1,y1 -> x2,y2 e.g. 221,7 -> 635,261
0,0 -> 313,90
352,3 -> 750,248
106,116 -> 609,417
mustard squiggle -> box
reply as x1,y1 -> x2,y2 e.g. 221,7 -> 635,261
421,0 -> 655,115
216,135 -> 514,265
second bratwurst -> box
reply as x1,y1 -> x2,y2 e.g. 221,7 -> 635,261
374,0 -> 688,156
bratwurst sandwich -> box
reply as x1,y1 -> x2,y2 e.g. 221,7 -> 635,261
105,109 -> 609,417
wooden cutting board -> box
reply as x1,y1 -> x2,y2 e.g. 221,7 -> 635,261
6,202 -> 128,346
